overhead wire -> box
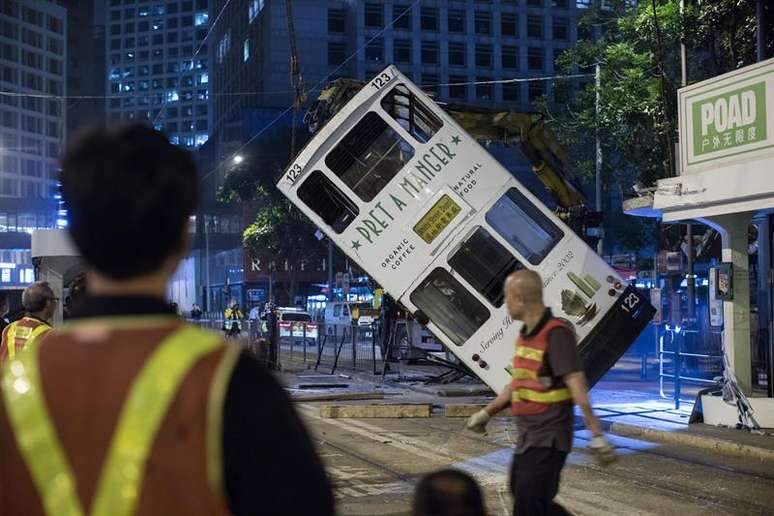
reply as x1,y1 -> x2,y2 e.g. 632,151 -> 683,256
197,69 -> 595,183
435,73 -> 593,87
0,73 -> 593,101
0,90 -> 298,100
197,0 -> 425,184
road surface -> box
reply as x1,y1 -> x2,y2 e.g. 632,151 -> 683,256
298,405 -> 774,516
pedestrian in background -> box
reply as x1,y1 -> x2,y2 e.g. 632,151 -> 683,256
190,303 -> 203,319
0,123 -> 334,515
466,269 -> 615,516
0,281 -> 56,364
412,469 -> 487,516
223,300 -> 244,339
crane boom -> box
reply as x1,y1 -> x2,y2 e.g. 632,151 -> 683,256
442,104 -> 586,208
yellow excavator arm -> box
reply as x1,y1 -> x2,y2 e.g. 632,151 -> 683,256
442,104 -> 586,208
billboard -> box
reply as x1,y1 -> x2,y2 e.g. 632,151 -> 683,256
678,58 -> 774,175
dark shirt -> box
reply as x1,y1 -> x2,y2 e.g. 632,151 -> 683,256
514,309 -> 582,454
71,296 -> 335,516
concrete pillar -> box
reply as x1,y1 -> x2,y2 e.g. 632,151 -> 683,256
702,212 -> 754,394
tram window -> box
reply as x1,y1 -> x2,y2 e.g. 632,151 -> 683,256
449,227 -> 523,307
410,268 -> 490,347
325,111 -> 415,202
380,83 -> 443,144
297,170 -> 359,233
485,188 -> 564,265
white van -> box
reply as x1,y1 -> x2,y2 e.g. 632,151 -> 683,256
260,307 -> 315,337
324,301 -> 375,334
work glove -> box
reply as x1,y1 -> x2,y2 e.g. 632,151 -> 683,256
465,409 -> 491,434
589,435 -> 617,466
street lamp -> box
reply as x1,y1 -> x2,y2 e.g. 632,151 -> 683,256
233,155 -> 244,165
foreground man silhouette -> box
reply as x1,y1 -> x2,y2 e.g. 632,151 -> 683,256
0,124 -> 334,516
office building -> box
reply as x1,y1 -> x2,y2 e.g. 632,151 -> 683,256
105,0 -> 211,149
0,0 -> 67,288
211,0 -> 581,137
207,0 -> 584,191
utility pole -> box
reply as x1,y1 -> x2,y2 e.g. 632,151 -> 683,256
755,0 -> 774,400
594,61 -> 603,255
268,263 -> 273,304
204,216 -> 211,314
680,0 -> 695,322
328,239 -> 334,302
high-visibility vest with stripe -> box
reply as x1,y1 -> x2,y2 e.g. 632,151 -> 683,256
510,318 -> 573,416
0,316 -> 51,363
223,309 -> 243,332
0,320 -> 239,516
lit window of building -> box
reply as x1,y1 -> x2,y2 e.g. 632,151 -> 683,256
248,0 -> 263,23
195,11 -> 209,26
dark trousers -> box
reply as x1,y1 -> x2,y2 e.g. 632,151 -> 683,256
510,447 -> 570,516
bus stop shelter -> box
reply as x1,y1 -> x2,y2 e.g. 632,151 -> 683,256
624,58 -> 774,426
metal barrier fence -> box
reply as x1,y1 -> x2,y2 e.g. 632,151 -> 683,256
188,318 -> 386,375
280,322 -> 384,375
658,326 -> 724,409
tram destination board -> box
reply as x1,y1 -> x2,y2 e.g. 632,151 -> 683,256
413,195 -> 462,244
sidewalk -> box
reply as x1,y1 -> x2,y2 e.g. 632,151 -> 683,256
278,351 -> 774,464
589,382 -> 774,463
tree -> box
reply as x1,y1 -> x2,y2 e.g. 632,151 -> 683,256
218,130 -> 324,305
544,0 -> 771,254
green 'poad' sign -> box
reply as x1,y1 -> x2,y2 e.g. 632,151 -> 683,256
691,82 -> 767,157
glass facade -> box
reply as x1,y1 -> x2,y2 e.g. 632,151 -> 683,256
0,1 -> 65,204
106,0 -> 210,149
0,1 -> 63,281
352,1 -> 577,107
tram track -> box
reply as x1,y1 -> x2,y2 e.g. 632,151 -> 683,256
304,402 -> 774,514
423,419 -> 774,482
423,422 -> 774,514
320,418 -> 772,514
317,438 -> 417,486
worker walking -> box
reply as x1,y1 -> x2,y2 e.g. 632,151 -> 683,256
0,282 -> 56,363
466,269 -> 615,516
223,300 -> 244,339
0,124 -> 334,515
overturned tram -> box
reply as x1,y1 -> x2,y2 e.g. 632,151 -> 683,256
277,66 -> 655,391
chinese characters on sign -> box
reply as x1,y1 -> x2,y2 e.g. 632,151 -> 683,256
413,194 -> 462,244
691,81 -> 767,157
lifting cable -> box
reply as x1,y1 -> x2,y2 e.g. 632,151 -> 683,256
284,0 -> 306,160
